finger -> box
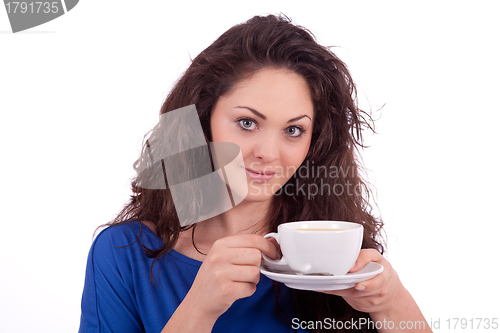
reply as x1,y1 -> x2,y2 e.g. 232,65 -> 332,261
321,263 -> 386,296
349,248 -> 384,273
321,288 -> 357,298
232,281 -> 258,300
227,265 -> 262,284
352,260 -> 388,291
353,276 -> 379,292
266,237 -> 282,259
221,235 -> 280,259
322,282 -> 377,297
228,248 -> 262,266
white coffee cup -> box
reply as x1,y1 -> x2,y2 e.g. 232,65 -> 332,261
263,221 -> 363,276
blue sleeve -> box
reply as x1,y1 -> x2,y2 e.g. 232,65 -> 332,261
78,228 -> 145,333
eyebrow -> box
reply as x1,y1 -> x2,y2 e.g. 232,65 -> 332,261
235,106 -> 311,123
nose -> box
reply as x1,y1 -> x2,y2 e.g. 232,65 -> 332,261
253,133 -> 279,163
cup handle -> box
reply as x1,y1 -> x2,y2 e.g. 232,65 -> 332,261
262,233 -> 287,265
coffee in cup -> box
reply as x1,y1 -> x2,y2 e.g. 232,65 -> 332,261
263,221 -> 363,276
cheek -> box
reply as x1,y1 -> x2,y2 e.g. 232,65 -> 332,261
210,121 -> 224,142
212,121 -> 239,144
211,125 -> 250,159
290,138 -> 311,162
237,140 -> 254,161
281,143 -> 311,176
283,156 -> 304,177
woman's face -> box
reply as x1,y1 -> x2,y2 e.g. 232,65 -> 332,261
210,67 -> 314,202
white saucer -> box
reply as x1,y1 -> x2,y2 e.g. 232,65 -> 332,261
260,262 -> 384,290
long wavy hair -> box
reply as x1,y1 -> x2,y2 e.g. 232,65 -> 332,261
104,14 -> 384,333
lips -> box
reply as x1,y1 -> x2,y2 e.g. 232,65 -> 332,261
245,168 -> 276,181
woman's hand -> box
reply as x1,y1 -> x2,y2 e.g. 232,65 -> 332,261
185,234 -> 279,320
320,249 -> 402,314
318,249 -> 431,332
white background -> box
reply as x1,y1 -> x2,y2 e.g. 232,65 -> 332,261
1,1 -> 499,332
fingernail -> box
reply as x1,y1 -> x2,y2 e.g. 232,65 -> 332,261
355,284 -> 365,291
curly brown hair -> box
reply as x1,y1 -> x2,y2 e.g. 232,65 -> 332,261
104,14 -> 385,333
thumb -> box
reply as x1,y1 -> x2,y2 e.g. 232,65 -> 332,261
348,248 -> 383,273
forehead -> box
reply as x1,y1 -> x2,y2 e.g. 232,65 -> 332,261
216,68 -> 314,119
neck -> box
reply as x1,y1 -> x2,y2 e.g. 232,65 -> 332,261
175,198 -> 274,257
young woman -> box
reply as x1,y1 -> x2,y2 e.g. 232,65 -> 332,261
79,14 -> 431,333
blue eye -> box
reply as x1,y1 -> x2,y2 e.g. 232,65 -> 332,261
285,126 -> 304,138
238,118 -> 257,131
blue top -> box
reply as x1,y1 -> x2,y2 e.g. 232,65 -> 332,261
78,221 -> 308,333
